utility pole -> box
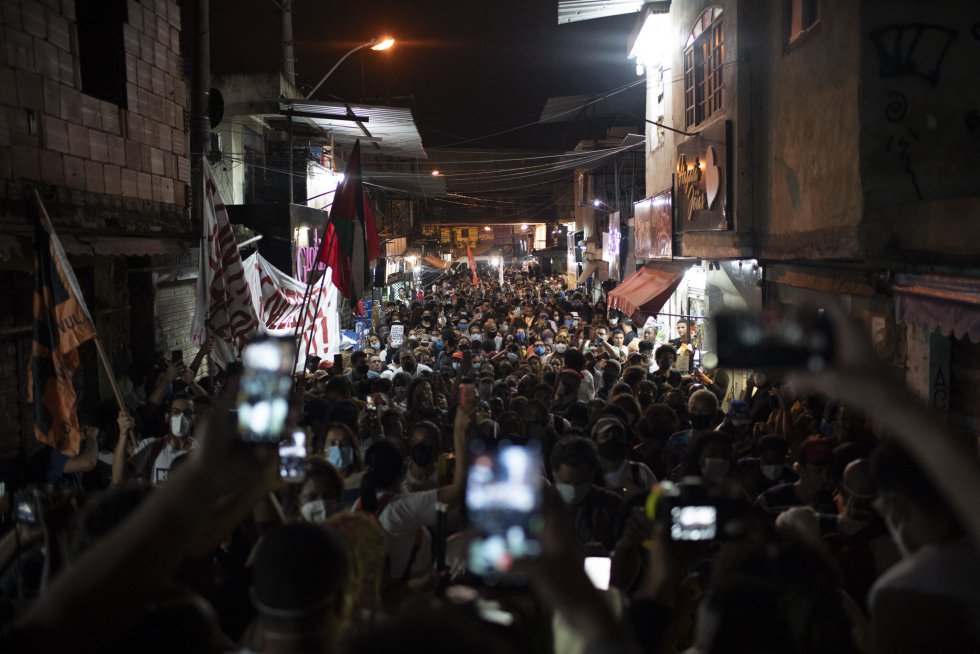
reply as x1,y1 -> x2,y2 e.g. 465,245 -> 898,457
281,0 -> 296,86
191,0 -> 211,228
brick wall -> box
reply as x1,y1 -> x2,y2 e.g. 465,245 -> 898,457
0,0 -> 189,221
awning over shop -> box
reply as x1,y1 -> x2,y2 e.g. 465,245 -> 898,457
384,237 -> 407,258
608,261 -> 691,320
894,273 -> 980,342
423,255 -> 452,269
0,233 -> 187,261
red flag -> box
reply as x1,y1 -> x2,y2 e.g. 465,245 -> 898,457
28,192 -> 98,456
467,246 -> 479,286
316,141 -> 381,307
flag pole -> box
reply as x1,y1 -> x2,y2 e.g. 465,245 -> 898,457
32,190 -> 136,448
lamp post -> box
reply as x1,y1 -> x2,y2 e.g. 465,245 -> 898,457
305,37 -> 395,100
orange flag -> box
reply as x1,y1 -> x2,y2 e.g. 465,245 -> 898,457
467,246 -> 479,286
28,192 -> 97,456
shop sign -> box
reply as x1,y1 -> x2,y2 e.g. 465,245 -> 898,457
674,120 -> 729,232
295,228 -> 327,284
633,191 -> 672,259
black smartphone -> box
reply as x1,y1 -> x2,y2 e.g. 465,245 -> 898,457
237,337 -> 296,443
713,308 -> 835,371
333,354 -> 343,374
466,443 -> 544,577
279,430 -> 308,483
171,349 -> 183,364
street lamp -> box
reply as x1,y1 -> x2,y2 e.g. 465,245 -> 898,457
305,36 -> 395,100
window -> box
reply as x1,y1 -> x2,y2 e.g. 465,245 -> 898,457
683,8 -> 725,128
788,0 -> 820,44
75,0 -> 128,107
460,228 -> 469,238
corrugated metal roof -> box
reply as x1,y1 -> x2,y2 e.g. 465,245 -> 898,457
279,100 -> 427,160
557,0 -> 644,24
539,84 -> 645,123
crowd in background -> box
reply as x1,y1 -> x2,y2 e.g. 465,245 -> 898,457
0,265 -> 978,654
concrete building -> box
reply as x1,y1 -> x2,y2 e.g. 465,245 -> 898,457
0,0 -> 193,458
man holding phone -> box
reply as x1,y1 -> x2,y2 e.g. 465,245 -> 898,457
116,393 -> 198,486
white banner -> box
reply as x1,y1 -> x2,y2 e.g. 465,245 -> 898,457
192,160 -> 259,365
243,253 -> 340,371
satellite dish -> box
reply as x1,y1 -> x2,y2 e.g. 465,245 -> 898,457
208,88 -> 224,128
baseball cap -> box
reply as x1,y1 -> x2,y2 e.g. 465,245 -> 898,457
452,351 -> 464,360
799,436 -> 834,466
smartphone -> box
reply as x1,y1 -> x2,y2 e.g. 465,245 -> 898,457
171,349 -> 183,364
584,556 -> 612,591
279,430 -> 307,483
237,337 -> 296,443
466,444 -> 544,577
713,308 -> 835,371
365,395 -> 377,413
669,504 -> 718,541
14,489 -> 40,525
333,354 -> 343,373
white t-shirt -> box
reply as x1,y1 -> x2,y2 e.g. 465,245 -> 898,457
132,437 -> 198,485
602,460 -> 658,496
376,489 -> 438,579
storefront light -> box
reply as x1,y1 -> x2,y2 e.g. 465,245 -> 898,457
628,2 -> 672,74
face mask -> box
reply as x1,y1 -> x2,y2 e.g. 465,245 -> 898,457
555,482 -> 591,505
410,442 -> 436,467
534,346 -> 546,356
300,499 -> 337,524
597,439 -> 628,461
761,464 -> 784,480
459,323 -> 468,331
609,318 -> 619,326
170,414 -> 192,438
506,352 -> 518,363
370,340 -> 380,349
327,445 -> 354,470
502,325 -> 509,333
401,359 -> 417,374
453,362 -> 460,371
471,334 -> 482,342
690,413 -> 714,430
564,319 -> 572,327
432,340 -> 443,351
516,333 -> 526,342
555,343 -> 567,353
701,457 -> 731,484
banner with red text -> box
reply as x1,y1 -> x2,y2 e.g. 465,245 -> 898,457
191,161 -> 260,365
242,253 -> 340,371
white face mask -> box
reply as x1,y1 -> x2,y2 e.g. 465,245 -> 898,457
300,499 -> 336,524
701,457 -> 730,484
609,318 -> 619,326
761,464 -> 784,480
170,413 -> 192,438
555,343 -> 567,353
327,445 -> 353,470
555,482 -> 590,505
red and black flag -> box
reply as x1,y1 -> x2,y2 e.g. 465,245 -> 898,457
316,140 -> 381,312
27,192 -> 97,456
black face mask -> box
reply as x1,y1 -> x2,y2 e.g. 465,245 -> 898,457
410,442 -> 436,467
597,438 -> 628,461
401,360 -> 417,374
690,413 -> 714,430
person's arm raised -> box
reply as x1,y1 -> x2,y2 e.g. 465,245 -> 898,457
786,298 -> 980,546
16,377 -> 276,650
435,400 -> 474,509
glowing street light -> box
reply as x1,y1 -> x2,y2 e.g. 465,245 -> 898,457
520,224 -> 529,231
306,36 -> 396,100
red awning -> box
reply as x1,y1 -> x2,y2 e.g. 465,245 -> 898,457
894,273 -> 980,343
608,262 -> 691,320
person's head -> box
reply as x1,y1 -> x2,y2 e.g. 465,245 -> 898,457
686,431 -> 733,484
398,349 -> 417,374
676,319 -> 690,339
563,348 -> 586,373
688,389 -> 719,431
167,394 -> 195,439
298,459 -> 345,521
839,458 -> 876,521
549,436 -> 599,504
408,420 -> 442,469
610,330 -> 624,347
655,344 -> 677,371
323,375 -> 354,402
756,435 -> 790,480
872,439 -> 964,556
594,326 -> 608,341
325,511 -> 386,617
368,353 -> 383,372
643,327 -> 656,342
642,403 -> 680,442
324,423 -> 362,474
795,436 -> 834,493
360,440 -> 406,510
250,523 -> 351,647
379,408 -> 405,441
591,417 -> 629,464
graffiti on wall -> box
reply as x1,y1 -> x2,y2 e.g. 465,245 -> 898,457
869,23 -> 957,87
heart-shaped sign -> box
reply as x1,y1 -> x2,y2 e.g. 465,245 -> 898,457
704,146 -> 720,210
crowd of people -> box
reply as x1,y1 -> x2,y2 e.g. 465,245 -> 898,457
0,266 -> 978,653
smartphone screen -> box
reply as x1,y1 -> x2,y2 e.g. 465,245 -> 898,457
669,504 -> 718,541
279,430 -> 307,483
15,493 -> 39,525
237,337 -> 296,443
171,349 -> 183,364
466,444 -> 544,576
584,556 -> 612,590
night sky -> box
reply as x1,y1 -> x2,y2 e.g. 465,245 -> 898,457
209,0 -> 640,148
